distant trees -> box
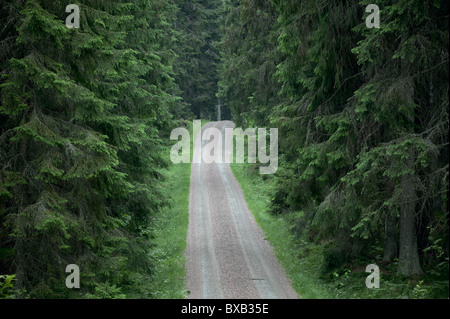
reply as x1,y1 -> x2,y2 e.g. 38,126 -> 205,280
219,0 -> 448,277
218,0 -> 283,128
173,0 -> 222,120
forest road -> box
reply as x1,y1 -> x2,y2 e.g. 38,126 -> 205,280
185,120 -> 299,299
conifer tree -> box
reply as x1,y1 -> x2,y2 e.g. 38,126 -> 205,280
0,0 -> 179,297
347,0 -> 448,276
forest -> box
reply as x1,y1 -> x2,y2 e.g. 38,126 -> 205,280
0,0 -> 448,299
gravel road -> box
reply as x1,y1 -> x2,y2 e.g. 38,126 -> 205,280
185,121 -> 299,299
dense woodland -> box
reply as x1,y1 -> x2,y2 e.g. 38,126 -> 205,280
0,0 -> 448,298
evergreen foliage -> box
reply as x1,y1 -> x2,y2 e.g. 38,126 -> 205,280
219,0 -> 283,127
219,0 -> 448,281
173,0 -> 222,120
0,0 -> 182,298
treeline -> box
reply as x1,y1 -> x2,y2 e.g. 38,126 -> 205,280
219,0 -> 448,278
0,0 -> 219,298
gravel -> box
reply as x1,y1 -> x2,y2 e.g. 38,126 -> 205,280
185,121 -> 299,299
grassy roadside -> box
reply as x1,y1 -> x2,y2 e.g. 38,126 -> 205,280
147,119 -> 209,299
147,160 -> 191,299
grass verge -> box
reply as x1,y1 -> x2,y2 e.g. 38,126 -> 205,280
147,160 -> 191,299
146,120 -> 193,299
147,119 -> 210,298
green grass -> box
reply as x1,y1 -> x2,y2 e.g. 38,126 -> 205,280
147,119 -> 209,299
147,161 -> 191,299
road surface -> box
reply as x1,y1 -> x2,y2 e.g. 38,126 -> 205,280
185,121 -> 299,299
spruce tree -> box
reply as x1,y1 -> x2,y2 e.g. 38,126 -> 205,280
348,0 -> 448,276
0,0 -> 179,297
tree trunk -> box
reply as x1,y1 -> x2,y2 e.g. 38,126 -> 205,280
383,146 -> 398,261
383,211 -> 398,261
14,137 -> 29,295
397,70 -> 422,276
397,159 -> 422,276
14,237 -> 27,295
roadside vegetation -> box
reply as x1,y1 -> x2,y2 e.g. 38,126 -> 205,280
146,159 -> 191,299
231,163 -> 449,299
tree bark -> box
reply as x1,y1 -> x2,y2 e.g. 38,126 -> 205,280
397,157 -> 422,276
397,70 -> 422,276
14,237 -> 27,295
383,212 -> 398,261
383,178 -> 398,261
15,137 -> 29,294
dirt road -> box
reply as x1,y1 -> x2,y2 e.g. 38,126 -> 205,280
185,121 -> 299,299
